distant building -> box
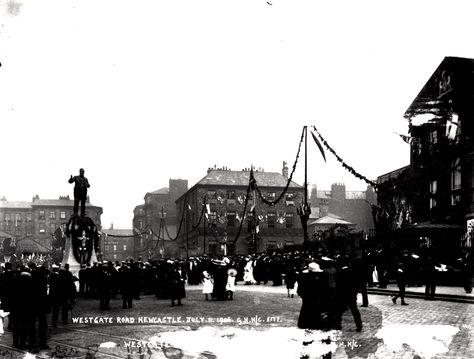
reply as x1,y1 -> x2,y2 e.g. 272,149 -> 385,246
310,183 -> 376,234
101,226 -> 135,262
0,195 -> 102,253
132,179 -> 188,258
174,163 -> 305,257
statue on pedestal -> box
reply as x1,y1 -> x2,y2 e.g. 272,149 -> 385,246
62,169 -> 98,276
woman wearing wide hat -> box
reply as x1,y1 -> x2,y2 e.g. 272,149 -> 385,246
297,262 -> 336,331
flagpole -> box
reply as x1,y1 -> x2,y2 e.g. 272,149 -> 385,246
303,126 -> 309,250
203,202 -> 206,255
185,205 -> 189,258
160,206 -> 166,259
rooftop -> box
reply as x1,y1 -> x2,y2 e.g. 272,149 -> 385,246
0,201 -> 32,209
197,169 -> 302,188
148,187 -> 169,195
101,229 -> 135,237
405,56 -> 474,123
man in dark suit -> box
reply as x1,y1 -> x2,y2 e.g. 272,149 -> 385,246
119,263 -> 134,309
30,263 -> 50,349
49,265 -> 70,327
335,257 -> 363,332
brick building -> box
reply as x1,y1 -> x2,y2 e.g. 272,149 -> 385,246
174,163 -> 305,257
132,179 -> 188,259
0,195 -> 102,254
376,56 -> 474,259
101,227 -> 135,262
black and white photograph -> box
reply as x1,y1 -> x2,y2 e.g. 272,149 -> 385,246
1,0 -> 474,358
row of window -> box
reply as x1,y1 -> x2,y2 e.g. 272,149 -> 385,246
3,210 -> 69,222
104,244 -> 128,251
206,191 -> 297,202
429,158 -> 462,209
206,211 -> 295,228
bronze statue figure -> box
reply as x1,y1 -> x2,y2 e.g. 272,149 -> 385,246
68,168 -> 90,217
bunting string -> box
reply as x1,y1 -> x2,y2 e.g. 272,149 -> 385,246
311,125 -> 378,190
255,126 -> 306,206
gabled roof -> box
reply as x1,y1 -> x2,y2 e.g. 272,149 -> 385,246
147,187 -> 169,195
404,56 -> 474,123
196,170 -> 302,188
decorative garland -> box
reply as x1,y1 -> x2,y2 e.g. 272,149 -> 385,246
311,125 -> 378,190
255,126 -> 306,205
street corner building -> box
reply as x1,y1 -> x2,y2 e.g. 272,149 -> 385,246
375,56 -> 474,270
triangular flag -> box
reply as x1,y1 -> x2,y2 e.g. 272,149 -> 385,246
311,131 -> 326,162
394,132 -> 412,144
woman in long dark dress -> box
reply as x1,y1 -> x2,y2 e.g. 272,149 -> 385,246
297,262 -> 336,331
167,263 -> 186,306
211,260 -> 228,300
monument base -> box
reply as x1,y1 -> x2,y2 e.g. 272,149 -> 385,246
61,236 -> 97,280
61,215 -> 99,281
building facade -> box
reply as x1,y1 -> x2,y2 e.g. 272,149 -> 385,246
101,227 -> 135,262
132,178 -> 188,259
0,195 -> 102,253
376,56 -> 474,258
174,164 -> 306,257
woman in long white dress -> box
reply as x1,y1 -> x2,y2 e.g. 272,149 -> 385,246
243,257 -> 256,284
202,271 -> 213,301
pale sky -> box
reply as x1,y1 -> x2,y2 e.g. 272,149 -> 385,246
1,0 -> 474,228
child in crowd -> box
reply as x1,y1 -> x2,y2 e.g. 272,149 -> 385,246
226,268 -> 237,300
0,301 -> 9,335
202,271 -> 213,301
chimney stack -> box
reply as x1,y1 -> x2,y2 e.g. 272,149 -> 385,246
282,161 -> 289,178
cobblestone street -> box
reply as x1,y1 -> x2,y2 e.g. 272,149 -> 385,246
0,285 -> 472,359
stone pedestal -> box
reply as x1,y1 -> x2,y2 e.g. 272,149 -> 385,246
61,215 -> 100,282
61,236 -> 97,280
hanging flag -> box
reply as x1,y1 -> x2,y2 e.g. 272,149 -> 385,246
446,113 -> 459,140
206,204 -> 211,214
310,131 -> 326,162
394,132 -> 412,144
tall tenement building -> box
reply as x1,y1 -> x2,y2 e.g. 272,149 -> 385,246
0,195 -> 102,253
376,56 -> 474,259
174,163 -> 305,257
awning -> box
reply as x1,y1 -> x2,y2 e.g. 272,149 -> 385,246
399,222 -> 465,230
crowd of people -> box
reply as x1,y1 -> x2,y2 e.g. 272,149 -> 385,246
0,247 -> 471,350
